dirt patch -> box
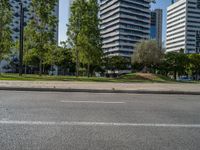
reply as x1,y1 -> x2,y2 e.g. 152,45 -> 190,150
135,73 -> 159,80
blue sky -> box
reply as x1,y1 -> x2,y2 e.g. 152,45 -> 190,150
58,0 -> 172,43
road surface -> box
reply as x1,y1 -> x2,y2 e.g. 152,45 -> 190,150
0,91 -> 200,150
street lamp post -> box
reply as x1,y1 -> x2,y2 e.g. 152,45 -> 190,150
19,1 -> 24,76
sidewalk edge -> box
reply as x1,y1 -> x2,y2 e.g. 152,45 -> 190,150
0,87 -> 200,95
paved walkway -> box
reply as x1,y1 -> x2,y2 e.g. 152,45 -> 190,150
0,81 -> 199,94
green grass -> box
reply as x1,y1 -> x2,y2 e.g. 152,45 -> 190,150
119,73 -> 175,83
0,73 -> 179,83
0,73 -> 112,82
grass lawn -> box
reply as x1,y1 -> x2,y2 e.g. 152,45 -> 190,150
0,73 -> 179,83
0,73 -> 200,83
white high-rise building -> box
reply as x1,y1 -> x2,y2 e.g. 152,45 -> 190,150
100,0 -> 152,57
9,0 -> 59,43
166,0 -> 200,53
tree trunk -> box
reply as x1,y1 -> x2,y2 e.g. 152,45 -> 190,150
42,64 -> 45,74
174,70 -> 177,80
143,66 -> 147,73
76,49 -> 79,77
196,72 -> 198,81
25,64 -> 27,74
0,17 -> 3,76
39,59 -> 42,76
165,71 -> 168,77
87,64 -> 90,77
0,60 -> 2,75
198,70 -> 200,80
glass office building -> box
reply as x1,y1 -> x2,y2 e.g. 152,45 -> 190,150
150,9 -> 163,49
9,0 -> 59,42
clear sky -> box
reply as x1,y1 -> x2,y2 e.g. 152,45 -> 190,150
58,0 -> 172,43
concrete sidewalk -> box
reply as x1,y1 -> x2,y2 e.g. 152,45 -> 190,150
0,81 -> 200,95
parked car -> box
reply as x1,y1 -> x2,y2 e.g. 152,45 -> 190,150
177,76 -> 192,81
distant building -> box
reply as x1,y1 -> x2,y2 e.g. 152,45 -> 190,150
166,0 -> 200,53
0,0 -> 59,73
100,0 -> 151,57
150,9 -> 163,49
9,0 -> 59,43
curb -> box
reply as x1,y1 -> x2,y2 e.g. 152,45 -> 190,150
0,87 -> 200,95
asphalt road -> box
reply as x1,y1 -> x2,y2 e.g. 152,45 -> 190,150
0,91 -> 200,150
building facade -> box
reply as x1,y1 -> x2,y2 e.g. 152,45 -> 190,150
0,0 -> 59,73
9,0 -> 59,42
166,0 -> 200,53
100,0 -> 151,57
150,9 -> 163,49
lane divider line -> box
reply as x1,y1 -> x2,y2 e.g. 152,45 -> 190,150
60,101 -> 125,104
1,121 -> 200,128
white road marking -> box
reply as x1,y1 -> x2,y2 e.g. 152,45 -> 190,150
60,101 -> 125,104
0,120 -> 200,128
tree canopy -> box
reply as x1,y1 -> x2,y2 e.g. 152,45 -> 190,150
23,0 -> 58,75
0,0 -> 12,63
132,40 -> 163,72
188,54 -> 200,79
67,0 -> 102,76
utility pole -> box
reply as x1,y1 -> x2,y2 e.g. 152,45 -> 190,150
19,1 -> 24,76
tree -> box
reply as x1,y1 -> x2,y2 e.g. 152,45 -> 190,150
188,54 -> 200,80
67,0 -> 102,77
132,40 -> 163,72
44,42 -> 75,75
77,0 -> 102,77
103,56 -> 130,72
5,41 -> 20,73
0,0 -> 12,73
67,0 -> 87,76
24,0 -> 58,75
164,51 -> 189,79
